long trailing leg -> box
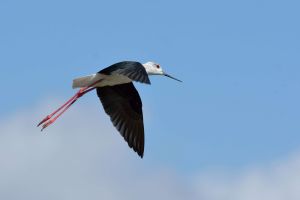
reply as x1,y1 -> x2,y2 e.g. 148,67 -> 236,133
37,90 -> 83,127
37,79 -> 102,130
40,87 -> 96,131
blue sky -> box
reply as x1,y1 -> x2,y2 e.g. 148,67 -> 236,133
1,0 -> 300,198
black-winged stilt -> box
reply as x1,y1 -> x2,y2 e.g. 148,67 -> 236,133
37,61 -> 181,157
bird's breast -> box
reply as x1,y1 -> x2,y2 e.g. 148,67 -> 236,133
95,73 -> 132,87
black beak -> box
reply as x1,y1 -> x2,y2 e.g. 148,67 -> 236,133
164,73 -> 182,82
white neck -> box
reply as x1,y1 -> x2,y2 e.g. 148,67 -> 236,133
142,62 -> 163,75
142,63 -> 153,75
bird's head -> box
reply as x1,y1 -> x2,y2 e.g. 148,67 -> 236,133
143,61 -> 182,82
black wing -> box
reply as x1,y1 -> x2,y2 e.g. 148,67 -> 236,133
97,83 -> 145,157
98,61 -> 151,84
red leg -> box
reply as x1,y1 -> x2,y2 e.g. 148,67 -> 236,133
37,79 -> 102,130
41,95 -> 78,131
40,87 -> 97,131
37,92 -> 79,127
37,87 -> 87,127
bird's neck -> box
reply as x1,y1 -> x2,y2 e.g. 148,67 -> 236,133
143,63 -> 155,75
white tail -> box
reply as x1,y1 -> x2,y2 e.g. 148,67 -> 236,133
72,74 -> 101,89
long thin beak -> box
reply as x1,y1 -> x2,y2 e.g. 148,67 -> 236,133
164,73 -> 182,82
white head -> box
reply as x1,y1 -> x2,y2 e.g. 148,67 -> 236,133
143,61 -> 163,75
142,61 -> 182,82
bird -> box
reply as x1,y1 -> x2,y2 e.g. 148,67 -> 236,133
37,61 -> 181,158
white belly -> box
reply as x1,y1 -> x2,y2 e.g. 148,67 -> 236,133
97,73 -> 132,87
72,73 -> 132,89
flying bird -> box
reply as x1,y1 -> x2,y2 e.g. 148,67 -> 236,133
37,61 -> 181,158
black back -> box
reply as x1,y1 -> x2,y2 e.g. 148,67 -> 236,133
98,61 -> 151,84
97,83 -> 145,157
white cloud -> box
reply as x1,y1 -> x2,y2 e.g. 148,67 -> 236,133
0,99 -> 195,200
195,153 -> 300,200
0,99 -> 300,200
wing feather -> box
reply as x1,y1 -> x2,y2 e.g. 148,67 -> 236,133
98,61 -> 151,84
96,83 -> 145,158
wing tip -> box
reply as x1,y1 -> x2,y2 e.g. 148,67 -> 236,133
129,139 -> 144,158
145,78 -> 151,85
141,76 -> 151,85
137,149 -> 144,158
139,153 -> 144,158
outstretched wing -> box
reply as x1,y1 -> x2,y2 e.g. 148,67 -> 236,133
98,61 -> 151,84
96,83 -> 145,157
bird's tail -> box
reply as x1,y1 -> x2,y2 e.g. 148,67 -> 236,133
72,74 -> 100,89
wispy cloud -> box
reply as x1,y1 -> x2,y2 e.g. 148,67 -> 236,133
0,100 -> 195,200
196,152 -> 300,200
0,99 -> 299,200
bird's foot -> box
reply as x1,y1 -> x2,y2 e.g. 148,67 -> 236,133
37,87 -> 95,131
41,119 -> 55,131
37,115 -> 51,127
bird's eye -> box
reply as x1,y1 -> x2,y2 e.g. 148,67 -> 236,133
156,64 -> 160,69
